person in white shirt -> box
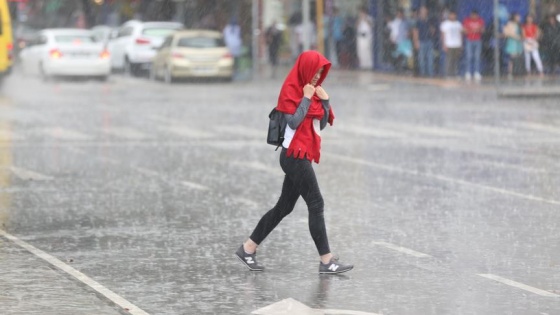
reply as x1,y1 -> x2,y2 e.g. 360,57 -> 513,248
356,7 -> 374,70
440,11 -> 463,77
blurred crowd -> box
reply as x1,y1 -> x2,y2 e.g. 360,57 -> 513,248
9,0 -> 560,81
263,4 -> 560,81
379,6 -> 560,80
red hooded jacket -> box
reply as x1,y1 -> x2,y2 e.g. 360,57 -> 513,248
276,51 -> 335,163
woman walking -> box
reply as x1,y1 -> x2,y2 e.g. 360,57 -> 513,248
235,51 -> 353,274
522,15 -> 544,77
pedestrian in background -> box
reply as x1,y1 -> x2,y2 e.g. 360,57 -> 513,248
340,16 -> 357,69
223,17 -> 242,75
504,13 -> 524,79
522,15 -> 544,77
540,14 -> 560,74
235,51 -> 353,275
440,11 -> 463,78
266,21 -> 284,78
331,7 -> 344,66
413,6 -> 437,77
388,9 -> 411,72
463,9 -> 485,81
356,7 -> 374,70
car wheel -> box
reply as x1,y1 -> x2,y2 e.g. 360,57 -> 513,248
39,63 -> 50,82
149,66 -> 157,81
164,66 -> 174,84
124,58 -> 136,77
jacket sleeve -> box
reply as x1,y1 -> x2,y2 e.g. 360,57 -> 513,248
320,100 -> 330,130
284,97 -> 311,129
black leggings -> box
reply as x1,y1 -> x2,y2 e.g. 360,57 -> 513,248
249,149 -> 331,256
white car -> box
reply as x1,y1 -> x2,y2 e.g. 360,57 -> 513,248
107,20 -> 183,76
19,29 -> 111,80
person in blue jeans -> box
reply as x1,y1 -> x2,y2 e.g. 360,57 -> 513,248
463,10 -> 485,81
413,6 -> 438,77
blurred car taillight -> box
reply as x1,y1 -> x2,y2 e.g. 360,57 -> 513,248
49,49 -> 63,59
135,38 -> 151,45
7,43 -> 13,61
172,52 -> 183,59
223,52 -> 233,59
100,50 -> 110,59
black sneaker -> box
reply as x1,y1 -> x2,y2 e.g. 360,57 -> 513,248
319,257 -> 353,274
235,245 -> 264,271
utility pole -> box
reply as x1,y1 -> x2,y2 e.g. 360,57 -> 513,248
302,0 -> 311,51
493,0 -> 500,89
252,0 -> 259,79
316,0 -> 324,54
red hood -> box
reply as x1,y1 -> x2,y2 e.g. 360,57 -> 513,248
276,51 -> 332,114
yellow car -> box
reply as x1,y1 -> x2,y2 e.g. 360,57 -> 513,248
0,0 -> 13,79
150,30 -> 234,83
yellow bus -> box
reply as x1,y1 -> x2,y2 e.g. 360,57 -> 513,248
0,0 -> 13,78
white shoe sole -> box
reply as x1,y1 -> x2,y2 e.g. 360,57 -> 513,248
319,266 -> 354,274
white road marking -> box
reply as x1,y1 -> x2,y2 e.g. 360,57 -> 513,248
477,160 -> 549,174
160,125 -> 214,139
0,229 -> 150,315
478,274 -> 560,298
327,153 -> 560,206
181,181 -> 210,191
42,127 -> 93,141
231,197 -> 260,209
468,124 -> 517,136
252,298 -> 320,315
252,298 -> 380,315
102,127 -> 149,140
9,166 -> 54,181
519,122 -> 560,135
372,241 -> 432,258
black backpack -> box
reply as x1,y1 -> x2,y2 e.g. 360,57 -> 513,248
267,108 -> 287,150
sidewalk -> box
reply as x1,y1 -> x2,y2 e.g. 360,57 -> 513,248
0,237 -> 121,315
253,63 -> 560,95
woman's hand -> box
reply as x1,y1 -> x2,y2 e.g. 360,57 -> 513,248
303,84 -> 316,99
315,86 -> 329,100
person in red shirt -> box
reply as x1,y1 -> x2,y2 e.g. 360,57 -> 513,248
522,15 -> 544,76
463,10 -> 485,81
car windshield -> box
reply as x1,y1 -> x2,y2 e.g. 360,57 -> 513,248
177,37 -> 225,48
54,35 -> 97,43
142,27 -> 179,37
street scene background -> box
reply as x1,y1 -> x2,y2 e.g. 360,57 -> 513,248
2,0 -> 560,315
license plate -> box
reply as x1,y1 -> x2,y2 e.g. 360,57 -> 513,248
69,52 -> 94,58
193,66 -> 215,74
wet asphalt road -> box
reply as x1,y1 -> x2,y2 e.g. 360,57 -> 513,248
1,70 -> 560,315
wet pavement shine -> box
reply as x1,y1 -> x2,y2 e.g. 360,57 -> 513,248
1,71 -> 560,315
